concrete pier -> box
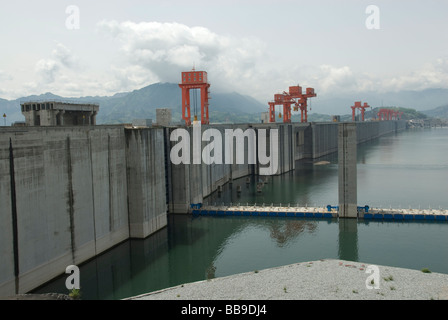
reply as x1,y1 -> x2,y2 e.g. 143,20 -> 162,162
338,123 -> 357,218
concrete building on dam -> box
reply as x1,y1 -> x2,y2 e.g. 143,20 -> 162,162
0,117 -> 406,297
20,101 -> 99,126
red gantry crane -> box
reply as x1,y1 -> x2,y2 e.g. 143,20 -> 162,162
268,85 -> 317,123
351,101 -> 370,121
268,93 -> 294,123
377,108 -> 391,121
179,69 -> 211,126
377,108 -> 403,121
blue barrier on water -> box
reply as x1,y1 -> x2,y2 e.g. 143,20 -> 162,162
190,203 -> 202,209
192,207 -> 447,222
357,205 -> 370,213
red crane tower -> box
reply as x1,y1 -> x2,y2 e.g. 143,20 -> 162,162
351,101 -> 370,121
268,93 -> 294,123
391,110 -> 404,120
378,108 -> 402,121
179,69 -> 210,126
377,108 -> 388,120
268,85 -> 317,123
292,86 -> 317,123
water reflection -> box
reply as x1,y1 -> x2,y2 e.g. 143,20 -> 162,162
267,219 -> 318,247
338,219 -> 358,262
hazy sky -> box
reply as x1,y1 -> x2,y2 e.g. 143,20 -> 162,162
0,0 -> 447,102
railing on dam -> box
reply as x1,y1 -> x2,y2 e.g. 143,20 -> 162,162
191,203 -> 448,222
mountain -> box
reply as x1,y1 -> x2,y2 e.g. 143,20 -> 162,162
314,88 -> 448,116
421,104 -> 448,119
1,84 -> 447,125
0,83 -> 267,125
96,82 -> 268,124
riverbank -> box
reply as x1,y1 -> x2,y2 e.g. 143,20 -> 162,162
125,259 -> 448,300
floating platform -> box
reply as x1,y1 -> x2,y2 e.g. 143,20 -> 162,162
191,205 -> 448,221
362,208 -> 448,221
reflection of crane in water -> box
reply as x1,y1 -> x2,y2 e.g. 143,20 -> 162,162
267,220 -> 318,247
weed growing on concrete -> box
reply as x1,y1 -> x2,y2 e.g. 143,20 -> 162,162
69,288 -> 81,299
383,275 -> 394,281
421,268 -> 431,273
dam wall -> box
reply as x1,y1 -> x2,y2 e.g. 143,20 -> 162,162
310,120 -> 406,158
0,120 -> 406,296
166,123 -> 296,214
125,128 -> 167,239
0,126 -> 130,295
166,121 -> 406,213
0,125 -> 167,296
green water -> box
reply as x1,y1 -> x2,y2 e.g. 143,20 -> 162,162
35,127 -> 448,299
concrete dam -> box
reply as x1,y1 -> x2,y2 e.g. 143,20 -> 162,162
0,120 -> 406,296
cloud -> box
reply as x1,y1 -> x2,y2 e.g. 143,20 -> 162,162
34,43 -> 78,84
35,59 -> 60,83
9,20 -> 444,102
382,57 -> 448,92
97,20 -> 267,93
0,70 -> 13,82
52,43 -> 78,68
303,56 -> 448,96
315,65 -> 358,93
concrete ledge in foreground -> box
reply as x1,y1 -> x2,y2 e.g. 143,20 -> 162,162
125,259 -> 448,300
